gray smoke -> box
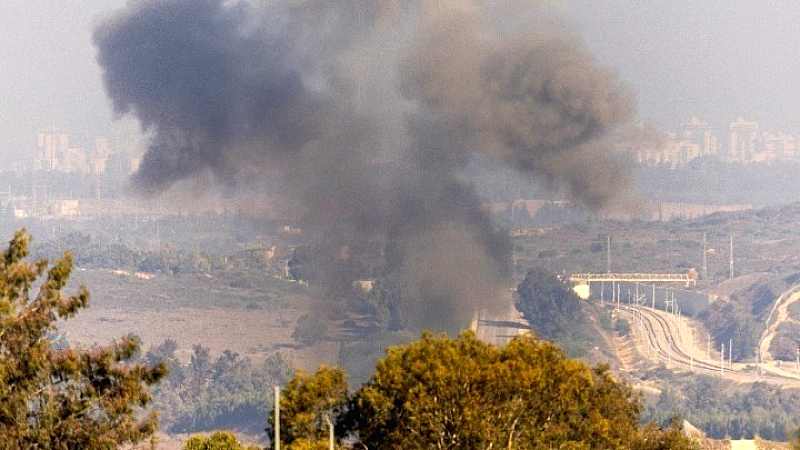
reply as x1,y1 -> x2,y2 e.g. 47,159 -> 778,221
94,0 -> 635,332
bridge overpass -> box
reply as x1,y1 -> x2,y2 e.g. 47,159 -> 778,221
568,270 -> 698,287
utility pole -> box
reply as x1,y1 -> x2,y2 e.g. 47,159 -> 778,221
600,281 -> 604,305
652,284 -> 656,308
690,328 -> 694,371
729,338 -> 733,370
756,348 -> 760,378
729,233 -> 734,279
702,231 -> 708,282
274,386 -> 280,450
607,235 -> 611,273
721,343 -> 725,377
668,336 -> 671,367
672,291 -> 676,315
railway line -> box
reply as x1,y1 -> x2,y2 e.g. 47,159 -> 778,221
617,304 -> 800,385
620,305 -> 720,374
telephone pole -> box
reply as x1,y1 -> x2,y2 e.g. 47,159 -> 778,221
702,232 -> 708,281
756,348 -> 760,378
729,338 -> 733,370
729,233 -> 734,279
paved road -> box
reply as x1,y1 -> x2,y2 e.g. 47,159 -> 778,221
472,292 -> 529,346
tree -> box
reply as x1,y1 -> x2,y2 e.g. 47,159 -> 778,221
348,331 -> 642,449
292,314 -> 328,348
515,267 -> 582,339
269,366 -> 348,449
184,431 -> 260,450
271,332 -> 696,449
0,230 -> 167,448
631,418 -> 697,450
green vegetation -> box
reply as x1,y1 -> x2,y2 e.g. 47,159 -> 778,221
0,230 -> 166,448
145,342 -> 293,434
272,331 -> 697,449
292,314 -> 329,348
184,431 -> 260,450
643,373 -> 800,441
516,267 -> 583,339
515,267 -> 610,358
269,366 -> 347,449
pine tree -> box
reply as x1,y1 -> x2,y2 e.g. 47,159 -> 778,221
0,230 -> 167,448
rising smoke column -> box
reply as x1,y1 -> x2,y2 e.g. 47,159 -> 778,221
94,0 -> 636,332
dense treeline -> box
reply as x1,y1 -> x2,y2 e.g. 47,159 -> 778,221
644,374 -> 800,441
143,340 -> 293,434
33,232 -> 286,277
514,267 -> 613,359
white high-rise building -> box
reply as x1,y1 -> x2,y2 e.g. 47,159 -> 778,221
728,117 -> 759,160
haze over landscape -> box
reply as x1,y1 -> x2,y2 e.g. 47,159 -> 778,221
4,1 -> 800,159
3,0 -> 800,447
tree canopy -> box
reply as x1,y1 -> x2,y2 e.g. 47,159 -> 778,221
0,230 -> 166,448
274,331 -> 696,449
184,431 -> 260,450
268,366 -> 348,450
515,267 -> 583,339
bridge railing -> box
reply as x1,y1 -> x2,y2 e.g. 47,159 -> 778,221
568,272 -> 697,285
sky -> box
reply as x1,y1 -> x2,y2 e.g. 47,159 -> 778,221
1,1 -> 800,162
570,0 -> 800,134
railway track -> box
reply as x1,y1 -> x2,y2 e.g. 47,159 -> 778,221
620,305 -> 720,374
617,305 -> 800,384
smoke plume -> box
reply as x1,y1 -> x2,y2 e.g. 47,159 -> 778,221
94,0 -> 635,332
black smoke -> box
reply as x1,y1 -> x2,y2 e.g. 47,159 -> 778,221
94,0 -> 636,332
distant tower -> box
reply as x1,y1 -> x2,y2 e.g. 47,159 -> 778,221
606,236 -> 611,273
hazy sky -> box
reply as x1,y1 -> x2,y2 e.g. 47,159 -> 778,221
571,0 -> 800,134
1,1 -> 799,161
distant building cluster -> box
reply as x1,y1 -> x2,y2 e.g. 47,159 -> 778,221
34,129 -> 143,175
627,117 -> 798,166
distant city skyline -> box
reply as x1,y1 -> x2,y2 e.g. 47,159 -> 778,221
2,1 -> 800,166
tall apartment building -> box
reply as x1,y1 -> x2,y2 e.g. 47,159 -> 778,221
36,130 -> 88,173
761,131 -> 796,160
682,116 -> 717,157
728,117 -> 759,160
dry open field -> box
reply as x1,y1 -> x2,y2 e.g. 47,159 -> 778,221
58,268 -> 340,370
